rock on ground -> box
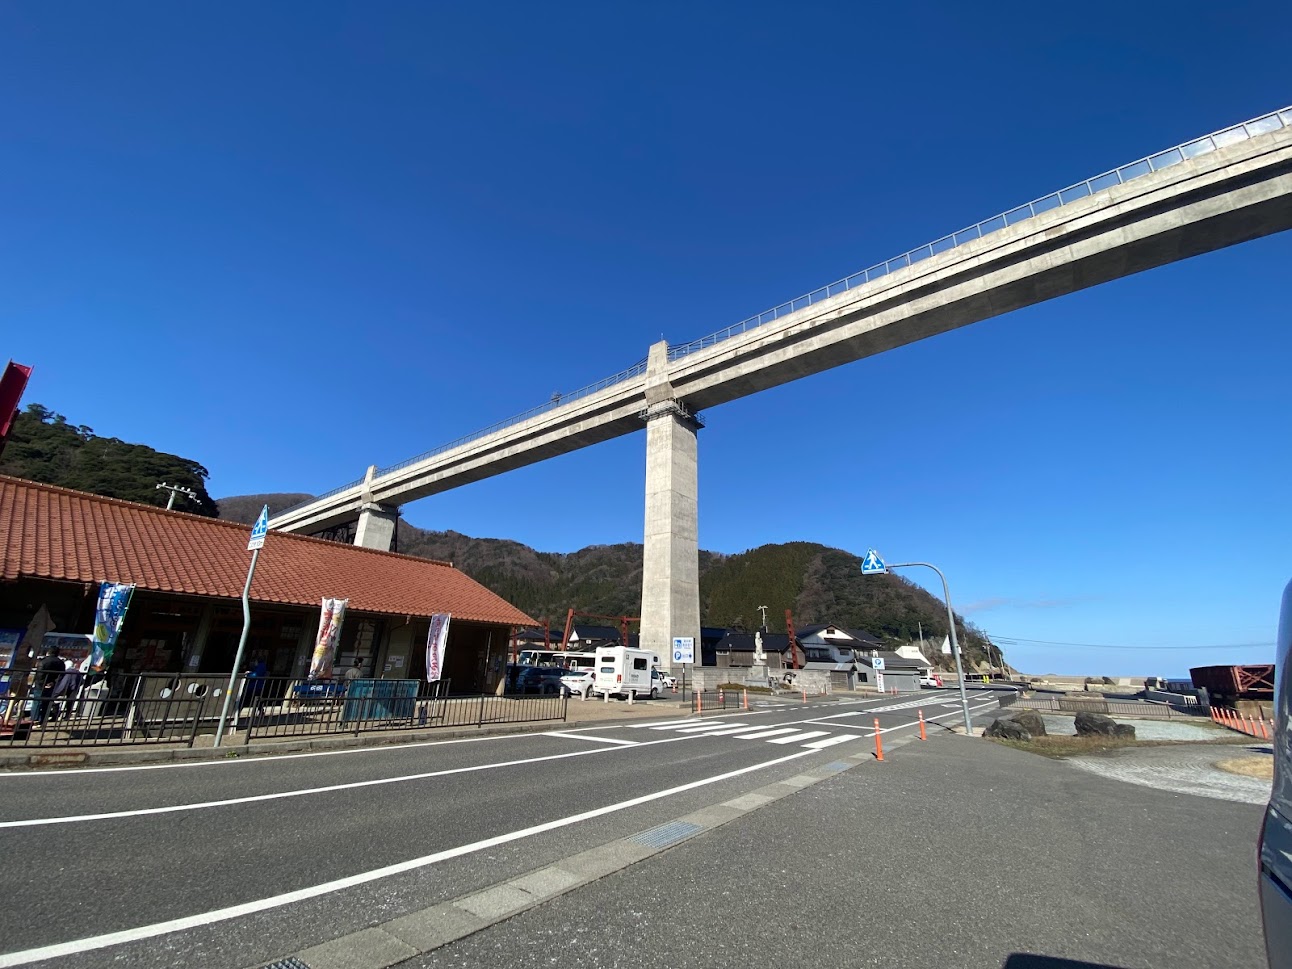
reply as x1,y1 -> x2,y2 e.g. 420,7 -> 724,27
1006,708 -> 1046,737
985,717 -> 1031,741
1074,711 -> 1136,739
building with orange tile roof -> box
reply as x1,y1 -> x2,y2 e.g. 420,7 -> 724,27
0,476 -> 533,691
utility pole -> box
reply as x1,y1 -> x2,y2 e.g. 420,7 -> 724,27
757,605 -> 769,631
785,609 -> 799,671
156,481 -> 198,511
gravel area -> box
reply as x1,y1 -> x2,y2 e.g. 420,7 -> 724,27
1039,715 -> 1221,741
1067,742 -> 1274,803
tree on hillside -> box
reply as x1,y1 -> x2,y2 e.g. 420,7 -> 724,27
0,403 -> 218,516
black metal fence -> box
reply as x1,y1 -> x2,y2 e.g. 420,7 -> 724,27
0,671 -> 220,748
690,689 -> 753,714
0,671 -> 567,749
996,693 -> 1204,720
239,677 -> 567,742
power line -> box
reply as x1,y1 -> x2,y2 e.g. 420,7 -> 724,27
990,635 -> 1273,651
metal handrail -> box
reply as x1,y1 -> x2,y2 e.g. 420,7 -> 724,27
666,105 -> 1290,362
281,105 -> 1289,517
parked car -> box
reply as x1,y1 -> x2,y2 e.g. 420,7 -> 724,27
919,674 -> 944,688
656,671 -> 677,691
514,666 -> 566,695
559,669 -> 595,699
1259,577 -> 1291,968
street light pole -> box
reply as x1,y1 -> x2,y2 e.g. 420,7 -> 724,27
883,561 -> 974,735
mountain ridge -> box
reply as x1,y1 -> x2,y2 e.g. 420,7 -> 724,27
219,493 -> 998,671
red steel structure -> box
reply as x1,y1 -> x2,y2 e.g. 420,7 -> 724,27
1190,664 -> 1276,700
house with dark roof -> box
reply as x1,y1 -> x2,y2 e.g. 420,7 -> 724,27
855,651 -> 926,692
796,623 -> 883,670
0,476 -> 533,693
711,630 -> 803,670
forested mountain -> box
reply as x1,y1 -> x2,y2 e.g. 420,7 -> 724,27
216,501 -> 998,671
0,404 -> 218,516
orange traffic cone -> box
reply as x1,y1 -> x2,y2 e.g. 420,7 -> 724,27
873,717 -> 884,761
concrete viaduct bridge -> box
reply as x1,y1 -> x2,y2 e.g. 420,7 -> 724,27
273,106 -> 1292,670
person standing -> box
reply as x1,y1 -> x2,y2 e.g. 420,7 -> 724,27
344,658 -> 364,682
31,648 -> 65,724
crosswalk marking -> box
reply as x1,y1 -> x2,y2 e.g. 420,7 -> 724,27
730,727 -> 800,740
766,730 -> 829,745
803,734 -> 861,750
618,714 -> 931,750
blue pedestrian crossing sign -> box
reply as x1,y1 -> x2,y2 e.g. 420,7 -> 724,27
248,505 -> 270,551
860,549 -> 887,575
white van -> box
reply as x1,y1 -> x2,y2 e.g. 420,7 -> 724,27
592,646 -> 660,700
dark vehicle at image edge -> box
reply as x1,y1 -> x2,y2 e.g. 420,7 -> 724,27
1260,578 -> 1292,967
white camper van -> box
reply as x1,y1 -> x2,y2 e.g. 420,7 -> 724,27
591,646 -> 660,700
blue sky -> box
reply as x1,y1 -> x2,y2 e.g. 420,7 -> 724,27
3,2 -> 1289,676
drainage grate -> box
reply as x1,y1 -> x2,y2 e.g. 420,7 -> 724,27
260,959 -> 312,969
628,820 -> 704,849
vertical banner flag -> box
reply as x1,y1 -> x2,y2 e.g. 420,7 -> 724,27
940,635 -> 952,655
308,597 -> 349,680
89,583 -> 135,673
426,612 -> 451,682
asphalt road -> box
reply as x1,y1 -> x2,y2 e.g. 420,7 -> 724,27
408,735 -> 1268,969
0,688 -> 998,968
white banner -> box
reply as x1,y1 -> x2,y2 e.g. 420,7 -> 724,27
308,598 -> 349,680
426,612 -> 451,682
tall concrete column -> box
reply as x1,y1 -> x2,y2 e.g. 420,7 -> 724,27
353,464 -> 399,551
639,342 -> 702,674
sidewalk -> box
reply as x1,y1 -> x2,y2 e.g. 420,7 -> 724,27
0,695 -> 690,771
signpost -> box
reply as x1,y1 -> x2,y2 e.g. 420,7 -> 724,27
214,505 -> 268,747
671,636 -> 694,665
859,549 -> 973,734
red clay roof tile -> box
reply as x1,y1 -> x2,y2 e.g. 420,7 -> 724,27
0,475 -> 534,626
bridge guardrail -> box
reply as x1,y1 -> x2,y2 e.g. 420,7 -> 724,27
665,105 -> 1290,362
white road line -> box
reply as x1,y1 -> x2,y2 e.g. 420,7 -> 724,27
631,718 -> 696,729
542,732 -> 639,746
681,725 -> 758,736
0,728 -> 570,778
730,727 -> 800,740
671,724 -> 734,734
0,747 -> 817,968
803,734 -> 861,750
0,735 -> 699,829
766,730 -> 829,745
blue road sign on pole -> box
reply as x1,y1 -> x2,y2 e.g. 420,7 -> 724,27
247,505 -> 269,551
860,549 -> 887,575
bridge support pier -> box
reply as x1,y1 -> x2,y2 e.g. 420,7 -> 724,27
639,397 -> 702,675
354,502 -> 399,551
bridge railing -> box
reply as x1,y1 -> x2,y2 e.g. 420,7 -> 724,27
279,105 -> 1290,520
375,357 -> 649,479
665,105 -> 1291,362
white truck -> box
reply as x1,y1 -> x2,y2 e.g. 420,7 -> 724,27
591,646 -> 661,700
